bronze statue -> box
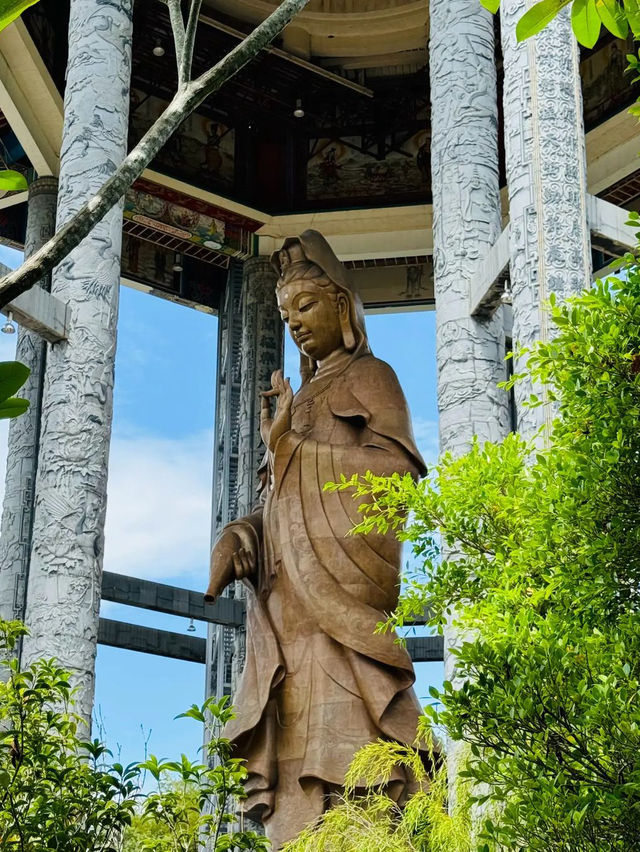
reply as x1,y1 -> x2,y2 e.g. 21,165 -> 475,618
205,230 -> 427,849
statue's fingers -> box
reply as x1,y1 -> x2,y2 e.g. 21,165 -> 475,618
232,552 -> 244,578
240,548 -> 253,576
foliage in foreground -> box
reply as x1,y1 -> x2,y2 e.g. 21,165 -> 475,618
322,264 -> 640,849
0,618 -> 267,851
283,726 -> 471,852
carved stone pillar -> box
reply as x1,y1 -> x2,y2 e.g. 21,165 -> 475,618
21,0 -> 133,723
500,1 -> 591,439
237,256 -> 283,519
0,177 -> 58,646
430,0 -> 510,460
429,0 -> 510,788
206,257 -> 283,704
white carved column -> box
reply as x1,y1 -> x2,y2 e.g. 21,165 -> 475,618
500,1 -> 591,439
0,177 -> 58,644
429,0 -> 510,789
21,0 -> 133,722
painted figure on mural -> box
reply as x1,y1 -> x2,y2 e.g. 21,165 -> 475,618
205,230 -> 427,848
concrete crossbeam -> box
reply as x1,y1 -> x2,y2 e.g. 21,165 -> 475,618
469,225 -> 510,318
97,617 -> 443,665
1,283 -> 70,343
98,617 -> 207,664
101,570 -> 245,628
587,193 -> 638,258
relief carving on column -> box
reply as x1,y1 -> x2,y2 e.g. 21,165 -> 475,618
21,0 -> 133,723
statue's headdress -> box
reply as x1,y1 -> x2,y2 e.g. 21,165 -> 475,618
271,230 -> 369,382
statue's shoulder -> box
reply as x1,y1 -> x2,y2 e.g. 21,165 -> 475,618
343,353 -> 403,391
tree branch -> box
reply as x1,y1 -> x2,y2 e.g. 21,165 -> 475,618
180,0 -> 203,85
166,0 -> 186,68
0,0 -> 310,309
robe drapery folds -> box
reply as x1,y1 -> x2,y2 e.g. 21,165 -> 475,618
224,352 -> 427,820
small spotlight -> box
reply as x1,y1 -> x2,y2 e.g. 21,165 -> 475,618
187,618 -> 196,633
293,98 -> 305,119
153,40 -> 165,57
172,252 -> 183,273
2,311 -> 16,335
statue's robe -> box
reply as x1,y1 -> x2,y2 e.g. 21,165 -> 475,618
222,352 -> 427,847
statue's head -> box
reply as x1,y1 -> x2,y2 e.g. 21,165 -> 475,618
271,230 -> 369,381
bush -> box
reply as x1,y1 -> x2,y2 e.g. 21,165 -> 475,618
323,264 -> 640,849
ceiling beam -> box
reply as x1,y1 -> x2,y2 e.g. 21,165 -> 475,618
0,19 -> 63,176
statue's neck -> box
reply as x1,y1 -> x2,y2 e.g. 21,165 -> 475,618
312,347 -> 351,381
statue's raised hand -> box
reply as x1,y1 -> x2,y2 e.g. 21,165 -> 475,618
260,369 -> 293,452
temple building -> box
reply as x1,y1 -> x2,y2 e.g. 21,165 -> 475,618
0,0 -> 637,722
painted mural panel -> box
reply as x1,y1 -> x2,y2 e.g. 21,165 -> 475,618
123,179 -> 261,258
129,88 -> 235,190
307,130 -> 429,202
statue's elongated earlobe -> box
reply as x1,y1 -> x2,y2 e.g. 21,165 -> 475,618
341,313 -> 356,351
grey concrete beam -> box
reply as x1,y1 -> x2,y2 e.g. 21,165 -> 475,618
101,570 -> 245,628
469,225 -> 510,318
1,284 -> 69,343
97,617 -> 443,666
587,193 -> 638,259
98,617 -> 206,664
406,635 -> 444,663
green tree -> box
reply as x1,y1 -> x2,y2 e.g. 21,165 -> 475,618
0,618 -> 139,849
123,697 -> 269,852
320,253 -> 640,849
0,618 -> 269,851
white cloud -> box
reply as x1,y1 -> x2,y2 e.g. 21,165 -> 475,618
104,429 -> 213,586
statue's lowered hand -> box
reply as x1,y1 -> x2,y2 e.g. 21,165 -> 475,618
204,527 -> 258,602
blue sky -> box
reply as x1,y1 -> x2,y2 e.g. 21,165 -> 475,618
0,244 -> 442,769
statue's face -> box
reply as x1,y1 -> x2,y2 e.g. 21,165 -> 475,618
277,280 -> 345,362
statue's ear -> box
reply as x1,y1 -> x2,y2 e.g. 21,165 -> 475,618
338,295 -> 356,351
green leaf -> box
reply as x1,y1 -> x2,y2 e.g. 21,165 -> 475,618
0,360 -> 30,402
0,0 -> 41,33
480,0 -> 501,12
572,0 -> 602,46
596,0 -> 629,36
0,169 -> 27,191
516,0 -> 572,40
623,0 -> 640,34
0,396 -> 29,418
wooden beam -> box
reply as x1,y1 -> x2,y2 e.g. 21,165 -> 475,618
98,617 -> 207,663
101,570 -> 245,628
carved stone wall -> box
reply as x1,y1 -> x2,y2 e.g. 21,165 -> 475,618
429,0 -> 511,791
500,1 -> 591,439
0,178 -> 58,653
21,0 -> 133,723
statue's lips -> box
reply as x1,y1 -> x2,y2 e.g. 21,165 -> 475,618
295,332 -> 312,344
